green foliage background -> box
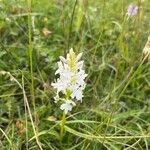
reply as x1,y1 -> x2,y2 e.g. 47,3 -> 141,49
0,0 -> 150,149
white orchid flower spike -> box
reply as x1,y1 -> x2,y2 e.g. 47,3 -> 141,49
51,48 -> 87,114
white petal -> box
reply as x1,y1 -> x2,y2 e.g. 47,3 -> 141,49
71,87 -> 83,101
76,52 -> 83,62
55,61 -> 64,74
69,48 -> 74,54
59,56 -> 67,63
54,95 -> 59,103
60,103 -> 73,114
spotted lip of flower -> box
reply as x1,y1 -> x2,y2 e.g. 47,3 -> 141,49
127,4 -> 138,16
51,48 -> 87,114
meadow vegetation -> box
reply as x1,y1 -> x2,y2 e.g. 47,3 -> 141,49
0,0 -> 150,149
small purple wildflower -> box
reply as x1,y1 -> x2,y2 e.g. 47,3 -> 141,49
127,4 -> 138,16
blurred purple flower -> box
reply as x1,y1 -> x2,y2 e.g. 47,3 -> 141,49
127,4 -> 138,16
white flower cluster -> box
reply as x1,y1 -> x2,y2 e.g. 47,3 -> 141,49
51,48 -> 87,114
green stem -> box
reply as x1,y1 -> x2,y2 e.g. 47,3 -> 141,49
27,0 -> 36,113
27,1 -> 43,149
118,52 -> 149,99
22,75 -> 43,150
60,111 -> 66,141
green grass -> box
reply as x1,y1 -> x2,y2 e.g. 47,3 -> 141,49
0,0 -> 150,149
